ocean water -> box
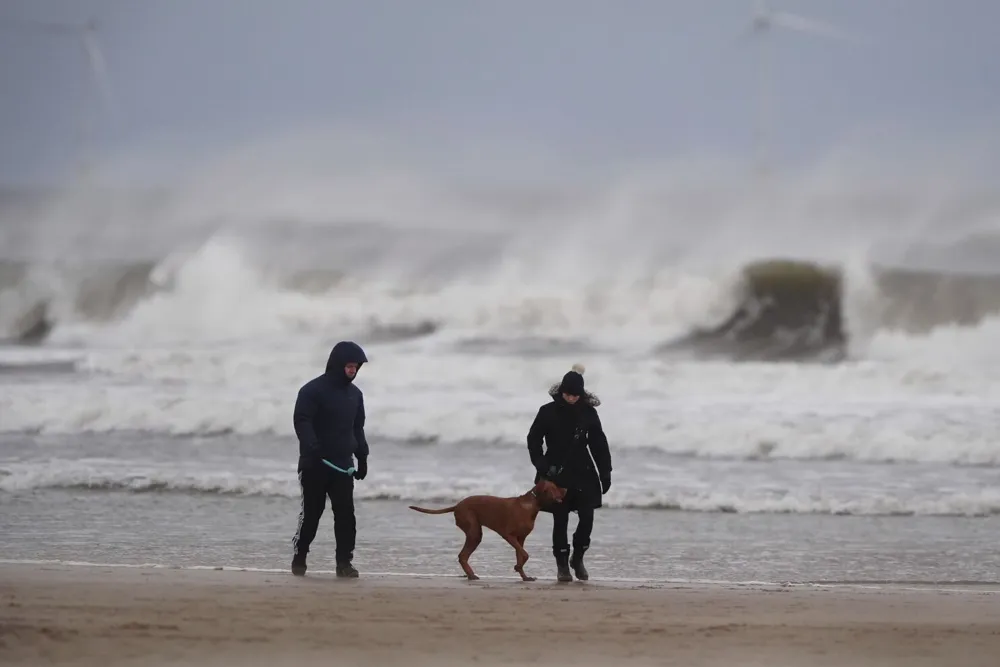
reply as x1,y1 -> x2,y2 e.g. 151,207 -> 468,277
2,143 -> 1000,584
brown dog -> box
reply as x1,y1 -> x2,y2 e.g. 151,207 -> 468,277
409,479 -> 567,581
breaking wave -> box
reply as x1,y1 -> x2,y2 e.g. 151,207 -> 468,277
3,133 -> 1000,362
4,249 -> 1000,362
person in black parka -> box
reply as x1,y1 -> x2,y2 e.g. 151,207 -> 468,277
291,340 -> 371,578
527,363 -> 612,582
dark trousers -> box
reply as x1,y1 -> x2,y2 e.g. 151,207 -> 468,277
552,506 -> 594,556
291,464 -> 356,564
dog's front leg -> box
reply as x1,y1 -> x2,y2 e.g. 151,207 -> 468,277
502,534 -> 535,582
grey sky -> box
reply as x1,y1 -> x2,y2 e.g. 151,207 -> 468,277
1,0 -> 997,186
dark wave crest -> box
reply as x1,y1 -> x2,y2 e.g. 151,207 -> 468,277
0,259 -> 162,344
658,260 -> 846,362
658,258 -> 1000,362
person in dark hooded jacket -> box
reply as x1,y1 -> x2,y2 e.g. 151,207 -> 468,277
290,340 -> 370,578
526,363 -> 612,582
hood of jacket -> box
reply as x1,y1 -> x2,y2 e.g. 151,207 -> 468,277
325,340 -> 368,384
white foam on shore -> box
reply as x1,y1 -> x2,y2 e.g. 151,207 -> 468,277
3,558 -> 998,595
4,452 -> 999,517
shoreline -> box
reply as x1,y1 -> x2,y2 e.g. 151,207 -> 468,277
3,562 -> 1000,666
3,557 -> 1000,593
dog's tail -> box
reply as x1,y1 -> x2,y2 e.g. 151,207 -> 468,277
408,504 -> 458,515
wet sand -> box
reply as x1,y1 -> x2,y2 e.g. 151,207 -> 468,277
2,563 -> 999,667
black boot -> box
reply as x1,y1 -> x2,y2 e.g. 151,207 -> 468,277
291,552 -> 307,576
336,561 -> 359,578
570,545 -> 589,581
554,547 -> 572,583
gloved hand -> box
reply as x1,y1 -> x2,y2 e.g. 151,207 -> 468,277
546,465 -> 561,480
304,452 -> 324,471
600,473 -> 611,494
354,457 -> 368,481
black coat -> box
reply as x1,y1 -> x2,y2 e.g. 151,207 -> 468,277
526,393 -> 612,512
293,341 -> 370,471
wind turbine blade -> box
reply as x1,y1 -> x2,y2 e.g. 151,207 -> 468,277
82,31 -> 117,118
769,11 -> 856,41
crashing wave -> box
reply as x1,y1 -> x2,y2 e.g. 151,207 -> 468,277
4,253 -> 1000,362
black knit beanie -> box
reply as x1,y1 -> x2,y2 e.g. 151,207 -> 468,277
557,363 -> 586,396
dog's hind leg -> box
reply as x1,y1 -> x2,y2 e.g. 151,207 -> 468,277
455,512 -> 483,580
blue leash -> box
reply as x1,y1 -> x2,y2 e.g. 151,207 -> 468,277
322,459 -> 356,475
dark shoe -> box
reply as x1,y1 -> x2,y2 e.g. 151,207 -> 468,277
291,553 -> 307,577
336,562 -> 359,578
554,549 -> 572,583
570,547 -> 589,581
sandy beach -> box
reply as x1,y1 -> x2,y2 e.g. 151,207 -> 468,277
1,563 -> 998,667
